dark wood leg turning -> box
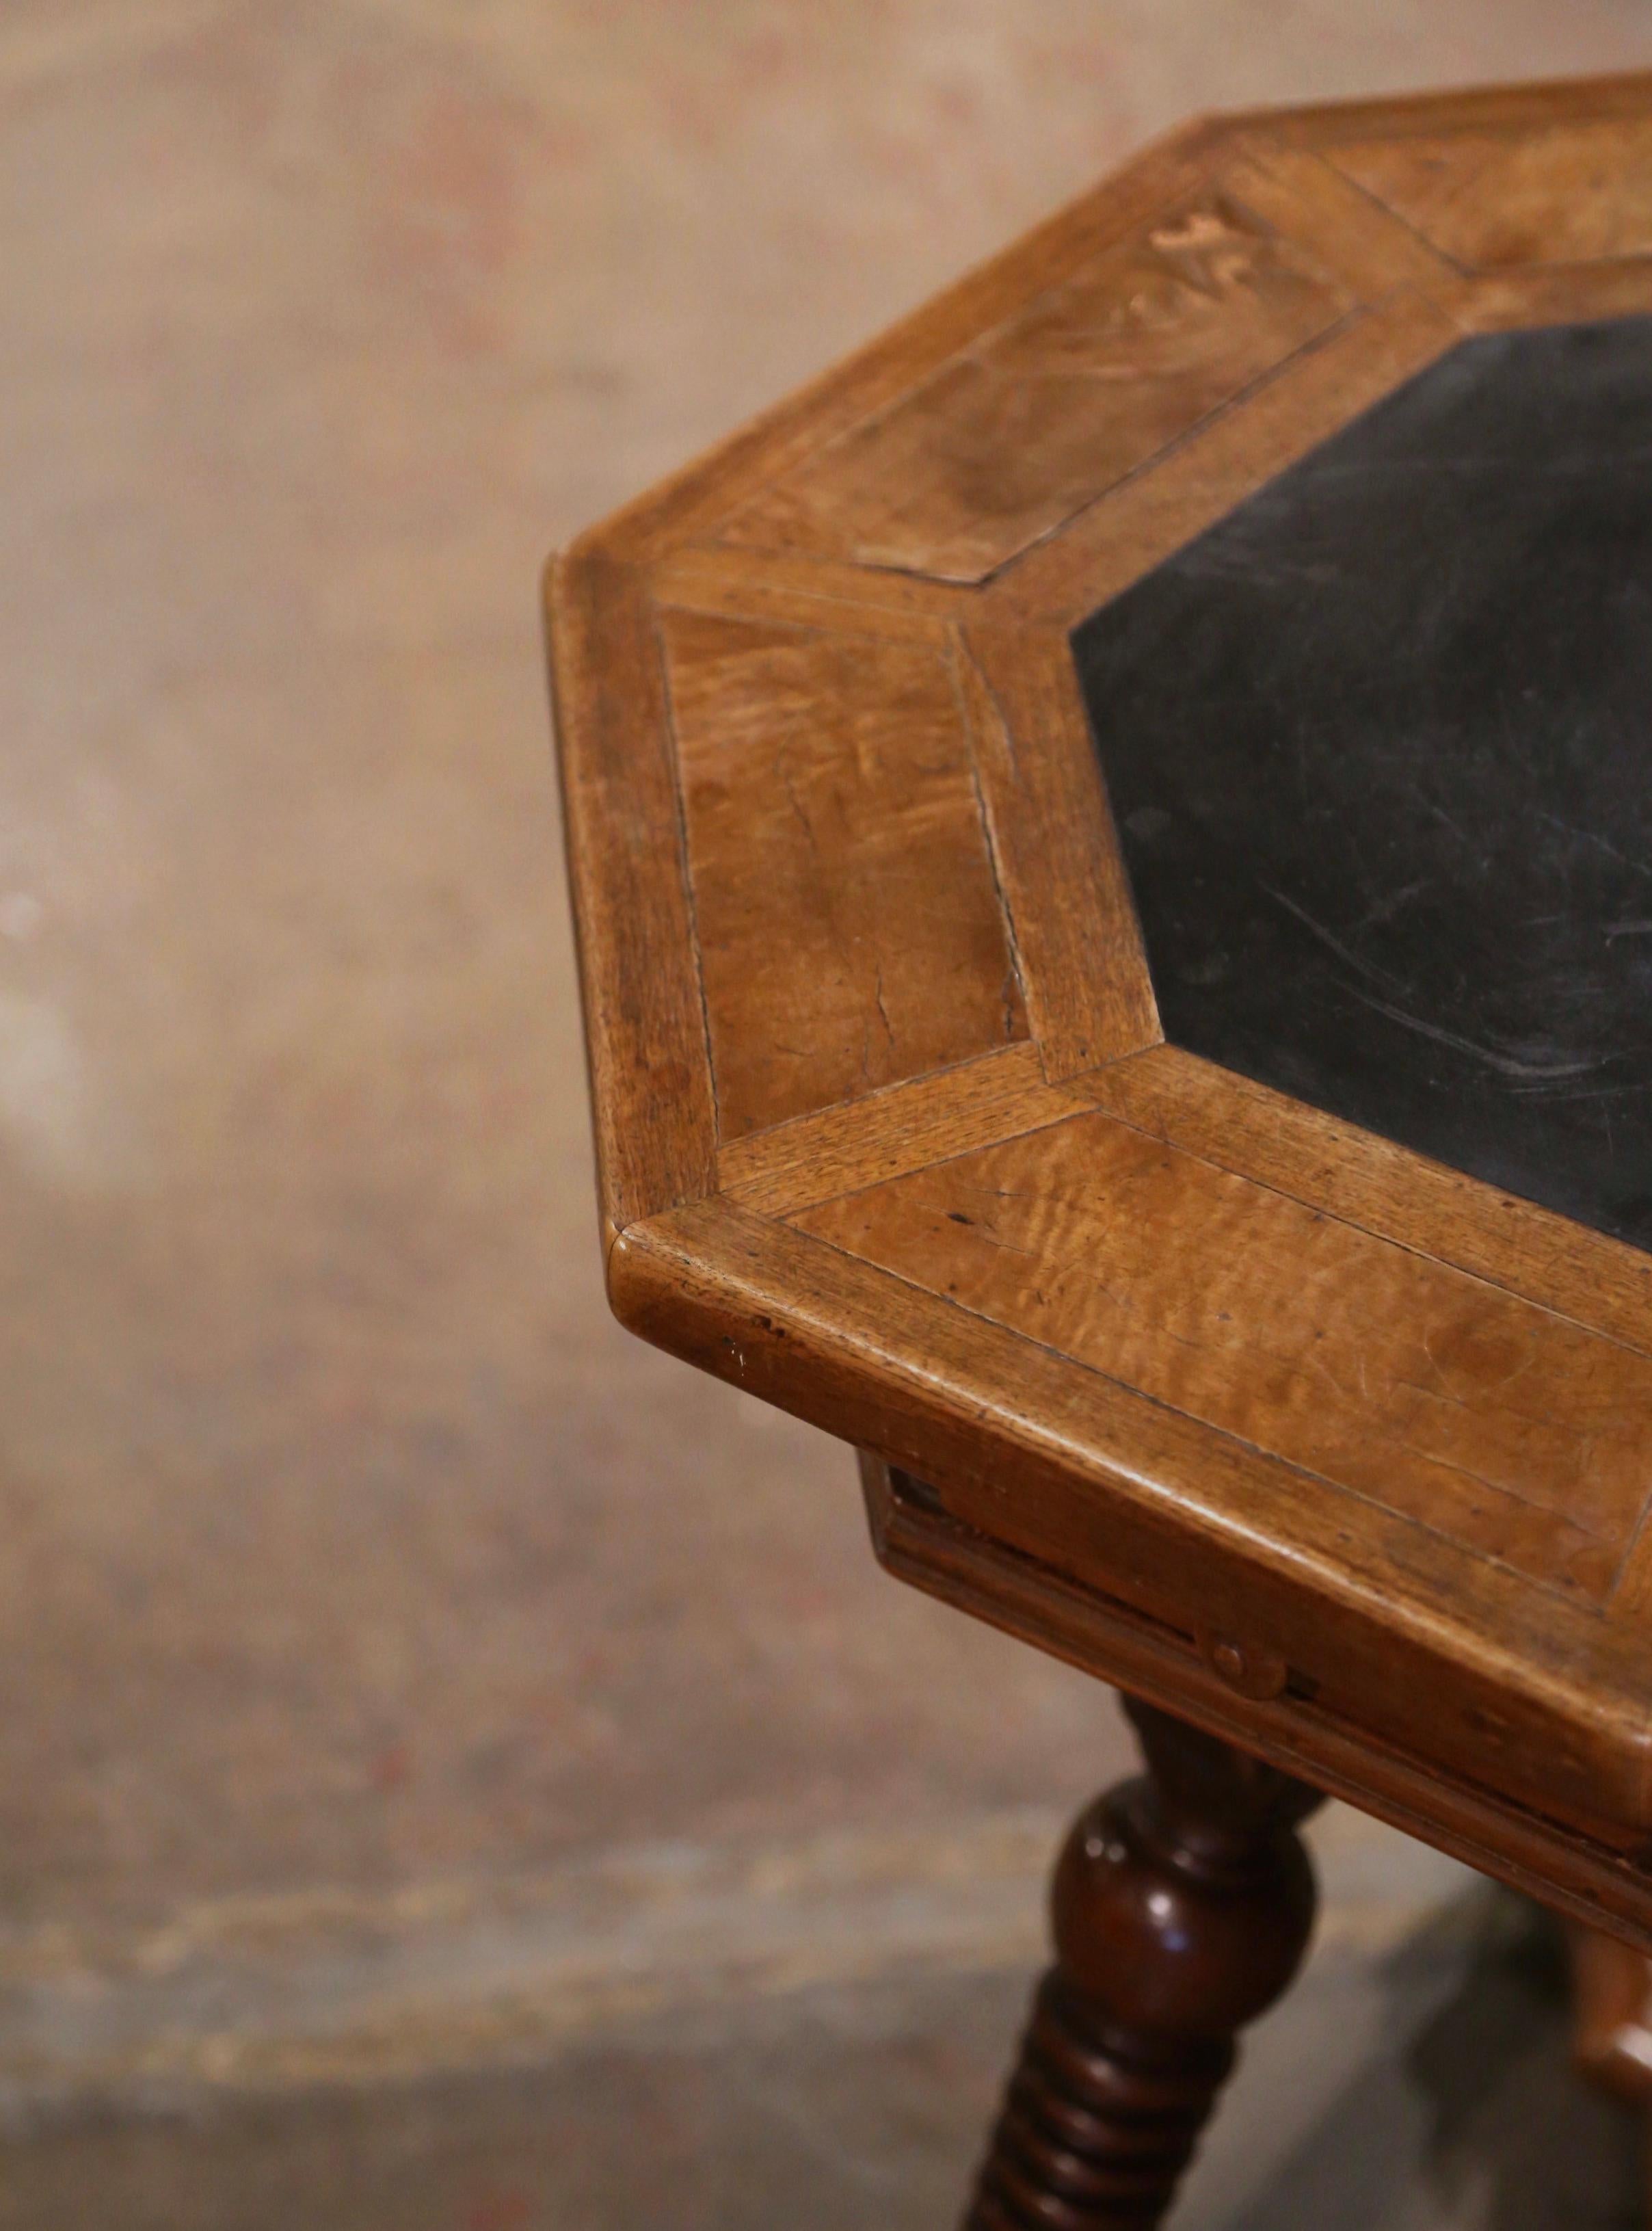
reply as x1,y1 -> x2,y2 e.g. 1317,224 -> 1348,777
1568,1923 -> 1652,2218
965,1697 -> 1326,2230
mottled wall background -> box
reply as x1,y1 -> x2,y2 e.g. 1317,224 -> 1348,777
0,0 -> 1648,2178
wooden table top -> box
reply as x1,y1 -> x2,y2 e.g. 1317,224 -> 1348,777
548,73 -> 1652,1946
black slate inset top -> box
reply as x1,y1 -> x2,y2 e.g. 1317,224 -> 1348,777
1074,315 -> 1652,1252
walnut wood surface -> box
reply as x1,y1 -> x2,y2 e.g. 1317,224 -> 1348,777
661,605 -> 1024,1139
1075,1046 -> 1652,1356
984,289 -> 1462,629
719,188 -> 1353,585
613,1200 -> 1652,1865
1571,1925 -> 1652,2106
965,1698 -> 1322,2228
957,626 -> 1158,1077
860,1455 -> 1652,1946
549,75 -> 1652,1946
1329,114 -> 1652,270
717,1042 -> 1084,1218
546,553 -> 717,1241
1567,1925 -> 1652,2221
800,1114 -> 1652,1603
587,118 -> 1229,567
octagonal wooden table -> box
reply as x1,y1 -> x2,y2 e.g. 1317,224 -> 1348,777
548,72 -> 1652,2226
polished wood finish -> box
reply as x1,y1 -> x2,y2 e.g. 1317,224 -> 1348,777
720,189 -> 1353,585
957,625 -> 1158,1077
983,288 -> 1461,630
555,77 -> 1652,1924
802,1115 -> 1652,1605
661,606 -> 1025,1139
550,68 -> 1652,2224
1327,114 -> 1652,270
857,1455 -> 1652,1946
1572,1928 -> 1652,2103
966,1695 -> 1322,2228
547,555 -> 717,1243
1077,1046 -> 1652,1358
718,1042 -> 1083,1218
1570,1927 -> 1652,2214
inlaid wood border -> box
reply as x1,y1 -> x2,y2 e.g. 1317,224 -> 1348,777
955,625 -> 1158,1078
608,1198 -> 1652,1847
581,116 -> 1234,566
978,289 -> 1464,628
1073,1047 -> 1652,1364
550,77 -> 1652,1882
717,1042 -> 1087,1218
548,553 -> 719,1241
1248,70 -> 1652,153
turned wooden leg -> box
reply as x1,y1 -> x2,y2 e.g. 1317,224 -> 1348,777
1571,1923 -> 1652,2100
965,1696 -> 1326,2230
1569,1923 -> 1652,2216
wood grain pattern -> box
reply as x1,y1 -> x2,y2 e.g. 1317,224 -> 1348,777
984,289 -> 1459,626
1329,115 -> 1652,270
1451,258 -> 1652,332
957,626 -> 1159,1081
1074,1046 -> 1652,1365
1601,1503 -> 1652,1629
1221,140 -> 1460,294
610,1200 -> 1652,1845
797,1112 -> 1652,1603
546,553 -> 718,1241
556,77 -> 1652,1994
660,606 -> 1024,1139
717,190 -> 1355,585
583,119 -> 1229,566
650,542 -> 969,639
718,1042 -> 1086,1219
1259,72 -> 1652,153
